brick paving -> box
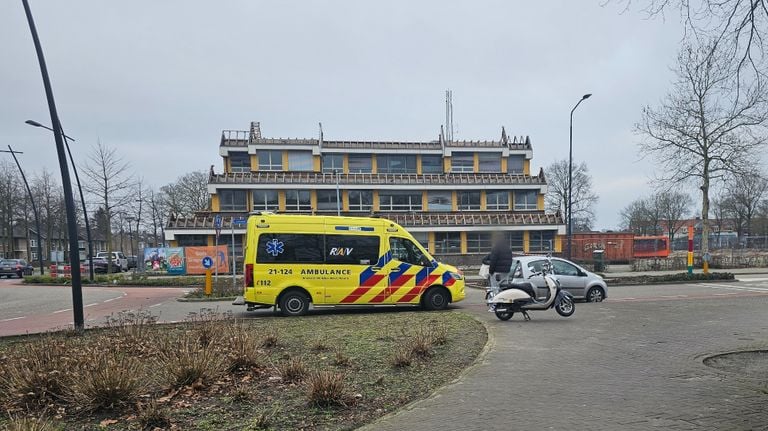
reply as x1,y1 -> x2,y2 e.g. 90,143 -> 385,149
365,289 -> 768,431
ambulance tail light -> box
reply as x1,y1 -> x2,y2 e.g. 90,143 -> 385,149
245,264 -> 254,287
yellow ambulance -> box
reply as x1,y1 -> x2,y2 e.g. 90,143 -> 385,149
237,213 -> 465,316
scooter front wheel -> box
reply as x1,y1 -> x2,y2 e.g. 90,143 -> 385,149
555,297 -> 575,317
495,310 -> 514,321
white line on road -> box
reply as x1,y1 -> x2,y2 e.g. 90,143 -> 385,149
53,308 -> 71,314
703,284 -> 768,292
85,303 -> 99,307
659,295 -> 688,298
0,316 -> 25,322
149,303 -> 163,308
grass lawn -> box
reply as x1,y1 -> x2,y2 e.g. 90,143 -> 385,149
0,309 -> 486,431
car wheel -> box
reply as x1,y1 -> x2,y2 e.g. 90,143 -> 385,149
279,290 -> 310,317
586,287 -> 605,303
422,287 -> 450,311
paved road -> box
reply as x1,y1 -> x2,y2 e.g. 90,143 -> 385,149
366,280 -> 768,431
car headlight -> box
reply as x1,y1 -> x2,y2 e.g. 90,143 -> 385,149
449,272 -> 463,280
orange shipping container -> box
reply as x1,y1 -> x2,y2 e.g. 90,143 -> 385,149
569,232 -> 634,262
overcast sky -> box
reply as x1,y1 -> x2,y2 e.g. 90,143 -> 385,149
0,1 -> 686,229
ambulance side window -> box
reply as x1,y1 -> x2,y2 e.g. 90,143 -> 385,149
389,237 -> 430,267
325,235 -> 380,265
257,234 -> 324,264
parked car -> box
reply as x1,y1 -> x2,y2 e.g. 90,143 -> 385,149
0,259 -> 34,278
96,251 -> 128,272
83,257 -> 121,274
127,255 -> 137,270
509,255 -> 608,302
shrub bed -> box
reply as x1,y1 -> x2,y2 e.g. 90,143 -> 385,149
22,274 -> 243,288
606,272 -> 735,285
0,309 -> 486,430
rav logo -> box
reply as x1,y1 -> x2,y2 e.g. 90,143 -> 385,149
329,247 -> 354,256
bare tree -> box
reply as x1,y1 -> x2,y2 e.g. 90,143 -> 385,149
82,142 -> 134,273
160,170 -> 210,217
545,159 -> 600,231
145,188 -> 167,248
637,40 -> 768,255
612,0 -> 768,75
657,190 -> 693,241
724,171 -> 768,236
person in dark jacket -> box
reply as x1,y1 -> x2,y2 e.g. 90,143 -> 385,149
488,232 -> 514,298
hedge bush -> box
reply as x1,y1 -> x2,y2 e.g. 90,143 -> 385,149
607,272 -> 735,285
22,275 -> 242,287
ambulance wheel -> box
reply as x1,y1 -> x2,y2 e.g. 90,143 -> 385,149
279,290 -> 310,317
422,288 -> 449,311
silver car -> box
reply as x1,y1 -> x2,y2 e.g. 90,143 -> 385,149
509,256 -> 608,302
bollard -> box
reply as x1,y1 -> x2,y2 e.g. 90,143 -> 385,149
205,269 -> 212,296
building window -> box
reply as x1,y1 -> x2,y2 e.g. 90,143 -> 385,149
288,151 -> 313,171
507,231 -> 524,251
478,153 -> 501,172
451,152 -> 474,173
322,154 -> 344,173
348,154 -> 373,173
258,150 -> 282,171
317,190 -> 339,212
348,190 -> 373,212
466,232 -> 492,253
427,191 -> 452,211
411,232 -> 429,249
178,235 -> 208,246
221,234 -> 244,261
379,191 -> 422,211
30,239 -> 37,248
434,232 -> 461,254
378,155 -> 417,173
508,155 -> 525,174
285,190 -> 312,211
530,231 -> 556,253
486,191 -> 509,211
31,252 -> 38,261
514,191 -> 538,210
421,155 -> 443,174
252,190 -> 279,211
219,190 -> 247,211
458,191 -> 481,210
230,152 -> 251,173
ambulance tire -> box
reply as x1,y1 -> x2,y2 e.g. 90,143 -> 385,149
422,287 -> 450,311
279,289 -> 310,317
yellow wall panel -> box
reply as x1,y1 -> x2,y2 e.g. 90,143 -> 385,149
443,156 -> 451,173
451,191 -> 458,211
460,232 -> 468,254
211,195 -> 220,212
313,155 -> 321,172
416,155 -> 423,175
343,155 -> 349,174
554,235 -> 563,253
282,151 -> 289,171
342,191 -> 350,211
250,155 -> 258,172
480,190 -> 487,211
523,231 -> 530,253
422,191 -> 428,211
473,153 -> 479,173
372,190 -> 380,211
371,155 -> 377,174
428,232 -> 436,254
523,159 -> 531,175
538,194 -> 545,210
501,157 -> 508,173
278,190 -> 286,211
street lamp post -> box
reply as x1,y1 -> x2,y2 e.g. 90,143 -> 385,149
567,93 -> 592,261
22,0 -> 84,330
1,146 -> 44,275
25,120 -> 94,281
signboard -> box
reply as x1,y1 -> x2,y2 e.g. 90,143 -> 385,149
233,216 -> 247,227
186,246 -> 228,275
202,256 -> 213,269
144,247 -> 185,274
214,214 -> 223,239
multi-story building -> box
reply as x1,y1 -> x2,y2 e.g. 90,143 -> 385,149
165,122 -> 565,265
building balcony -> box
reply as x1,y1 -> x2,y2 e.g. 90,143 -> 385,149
208,171 -> 546,190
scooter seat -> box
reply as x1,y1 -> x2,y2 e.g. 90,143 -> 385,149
499,282 -> 537,299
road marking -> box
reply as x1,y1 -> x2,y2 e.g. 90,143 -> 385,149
0,316 -> 25,322
713,293 -> 739,296
53,308 -> 71,314
738,277 -> 768,282
85,303 -> 99,307
149,303 -> 163,308
703,284 -> 768,292
659,295 -> 688,298
103,297 -> 119,303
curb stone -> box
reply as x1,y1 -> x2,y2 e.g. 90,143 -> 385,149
176,296 -> 238,302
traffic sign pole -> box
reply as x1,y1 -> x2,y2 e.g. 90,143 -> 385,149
202,255 -> 214,296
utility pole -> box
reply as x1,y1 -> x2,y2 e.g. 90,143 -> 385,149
22,0 -> 84,330
1,146 -> 44,275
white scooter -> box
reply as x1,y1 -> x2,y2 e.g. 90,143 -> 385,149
487,260 -> 575,321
